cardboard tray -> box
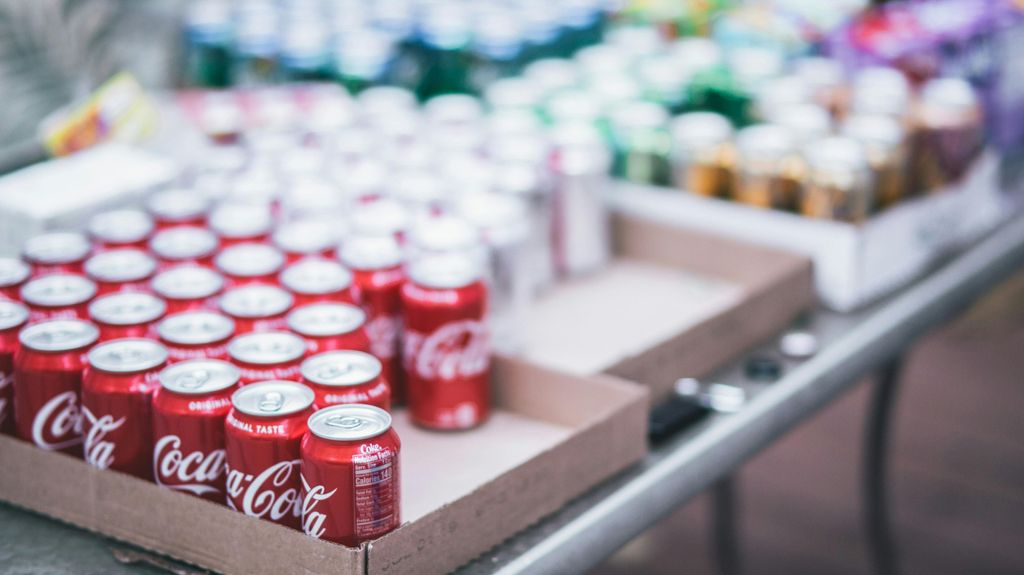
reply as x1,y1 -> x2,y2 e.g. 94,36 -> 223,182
609,154 -> 1008,312
0,357 -> 647,575
520,213 -> 815,401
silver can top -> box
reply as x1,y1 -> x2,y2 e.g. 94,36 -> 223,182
549,122 -> 612,176
842,114 -> 904,152
19,319 -> 99,352
146,189 -> 210,222
407,251 -> 483,289
160,359 -> 240,395
215,243 -> 285,278
852,66 -> 910,118
279,258 -> 352,295
89,292 -> 166,326
670,112 -> 734,153
523,58 -> 581,93
424,94 -> 484,127
85,249 -> 157,283
157,311 -> 235,345
88,338 -> 168,373
0,299 -> 29,330
357,86 -> 417,117
767,104 -> 832,145
350,198 -> 411,238
0,257 -> 30,287
301,350 -> 382,387
22,232 -> 91,265
408,214 -> 480,255
149,227 -> 219,260
307,403 -> 392,442
287,303 -> 365,337
735,124 -> 796,162
21,274 -> 97,307
607,100 -> 671,133
228,331 -> 306,365
338,234 -> 403,271
456,191 -> 530,248
208,203 -> 273,239
803,136 -> 869,173
545,90 -> 604,125
272,220 -> 337,255
219,285 -> 294,318
232,380 -> 314,417
484,77 -> 545,111
151,265 -> 224,300
88,209 -> 155,244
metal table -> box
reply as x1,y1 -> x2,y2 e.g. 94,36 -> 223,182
2,213 -> 1023,575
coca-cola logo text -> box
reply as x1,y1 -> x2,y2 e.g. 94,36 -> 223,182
404,320 -> 489,381
32,391 -> 83,451
153,435 -> 226,496
226,459 -> 302,521
364,314 -> 399,359
301,474 -> 337,539
82,407 -> 126,469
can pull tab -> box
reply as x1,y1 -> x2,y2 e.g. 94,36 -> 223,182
259,391 -> 285,412
178,369 -> 210,389
325,415 -> 363,430
318,362 -> 353,380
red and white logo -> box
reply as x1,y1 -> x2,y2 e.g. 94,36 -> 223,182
404,320 -> 489,381
364,314 -> 400,359
153,435 -> 226,496
82,407 -> 126,469
0,371 -> 11,428
32,391 -> 83,451
301,474 -> 337,539
226,459 -> 302,521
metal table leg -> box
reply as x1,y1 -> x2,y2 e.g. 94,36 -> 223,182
864,358 -> 904,575
711,476 -> 741,575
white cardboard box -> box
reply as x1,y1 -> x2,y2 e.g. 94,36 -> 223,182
613,153 -> 1009,311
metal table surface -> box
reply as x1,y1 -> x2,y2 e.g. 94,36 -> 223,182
2,214 -> 1023,575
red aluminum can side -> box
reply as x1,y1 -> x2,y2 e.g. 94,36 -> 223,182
300,350 -> 390,411
340,236 -> 405,403
279,258 -> 355,307
300,405 -> 401,546
401,253 -> 490,430
227,331 -> 307,385
20,274 -> 98,323
224,380 -> 314,529
13,319 -> 99,455
287,302 -> 370,355
215,243 -> 286,289
84,249 -> 158,296
89,292 -> 166,342
151,266 -> 225,314
22,232 -> 92,278
149,227 -> 220,271
152,359 -> 240,502
82,338 -> 167,479
0,258 -> 31,301
219,285 -> 294,334
88,209 -> 155,252
0,301 -> 29,435
157,311 -> 236,364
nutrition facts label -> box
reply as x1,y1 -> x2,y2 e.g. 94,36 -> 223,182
352,448 -> 398,539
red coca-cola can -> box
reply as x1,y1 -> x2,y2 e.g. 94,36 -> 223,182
85,249 -> 158,296
225,380 -> 314,529
89,292 -> 166,342
157,311 -> 235,364
146,189 -> 210,229
300,350 -> 390,411
13,319 -> 99,454
287,303 -> 370,355
279,258 -> 355,307
22,232 -> 92,278
149,227 -> 220,271
0,300 -> 29,435
219,284 -> 294,334
215,243 -> 286,288
209,203 -> 273,247
82,338 -> 167,478
0,258 -> 31,301
21,274 -> 98,322
151,266 -> 225,314
272,220 -> 337,263
402,253 -> 490,430
300,404 -> 401,545
339,236 -> 405,403
88,209 -> 155,251
227,331 -> 306,385
153,359 -> 240,502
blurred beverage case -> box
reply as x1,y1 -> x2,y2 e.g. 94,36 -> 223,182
842,114 -> 907,210
799,136 -> 873,223
183,0 -> 233,88
469,14 -> 526,94
231,5 -> 279,87
334,29 -> 396,95
607,100 -> 672,186
456,192 -> 532,353
670,111 -> 735,198
911,78 -> 985,194
732,124 -> 802,210
415,5 -> 473,99
279,21 -> 334,82
549,122 -> 612,278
